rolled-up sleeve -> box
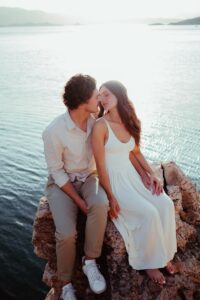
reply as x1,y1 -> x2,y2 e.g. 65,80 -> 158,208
42,129 -> 70,187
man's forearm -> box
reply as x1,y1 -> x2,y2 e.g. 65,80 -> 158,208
60,181 -> 83,204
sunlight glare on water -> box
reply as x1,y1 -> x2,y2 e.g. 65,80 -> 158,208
0,23 -> 200,300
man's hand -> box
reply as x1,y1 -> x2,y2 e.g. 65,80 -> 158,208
76,198 -> 89,215
108,195 -> 120,219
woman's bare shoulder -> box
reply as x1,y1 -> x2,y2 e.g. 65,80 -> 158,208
93,117 -> 107,130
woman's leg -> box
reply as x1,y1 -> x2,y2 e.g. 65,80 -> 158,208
144,191 -> 177,262
113,190 -> 168,284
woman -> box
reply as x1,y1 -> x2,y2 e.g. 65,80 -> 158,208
92,80 -> 177,285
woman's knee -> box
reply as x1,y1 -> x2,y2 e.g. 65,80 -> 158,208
161,193 -> 175,211
146,205 -> 160,223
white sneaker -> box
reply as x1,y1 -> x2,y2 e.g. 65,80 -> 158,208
82,257 -> 106,294
60,283 -> 77,300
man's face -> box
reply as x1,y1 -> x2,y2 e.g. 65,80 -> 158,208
85,89 -> 99,113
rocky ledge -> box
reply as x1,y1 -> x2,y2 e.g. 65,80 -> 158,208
32,162 -> 200,300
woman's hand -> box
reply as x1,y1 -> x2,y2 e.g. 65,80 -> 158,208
108,195 -> 120,219
131,147 -> 163,196
150,174 -> 163,195
75,198 -> 89,215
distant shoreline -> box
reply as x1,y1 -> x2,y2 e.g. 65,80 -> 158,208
150,16 -> 200,26
0,23 -> 64,27
0,7 -> 200,27
150,23 -> 200,26
1,23 -> 200,28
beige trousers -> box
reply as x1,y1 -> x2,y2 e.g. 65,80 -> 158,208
45,173 -> 108,282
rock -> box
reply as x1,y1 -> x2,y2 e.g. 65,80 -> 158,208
32,162 -> 200,299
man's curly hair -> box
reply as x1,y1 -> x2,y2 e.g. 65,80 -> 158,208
63,74 -> 96,110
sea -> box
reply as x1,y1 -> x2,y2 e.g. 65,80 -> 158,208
0,23 -> 200,299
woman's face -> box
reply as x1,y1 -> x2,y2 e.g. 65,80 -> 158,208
99,86 -> 118,111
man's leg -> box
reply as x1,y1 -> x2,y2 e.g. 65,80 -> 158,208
45,182 -> 78,284
81,174 -> 109,258
80,174 -> 108,294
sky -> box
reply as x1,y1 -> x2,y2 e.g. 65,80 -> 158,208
0,0 -> 199,20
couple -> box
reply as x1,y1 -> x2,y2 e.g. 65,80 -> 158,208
42,74 -> 177,300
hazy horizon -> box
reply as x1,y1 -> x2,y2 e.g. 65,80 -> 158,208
0,0 -> 200,22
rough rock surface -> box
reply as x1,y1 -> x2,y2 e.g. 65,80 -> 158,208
32,162 -> 200,300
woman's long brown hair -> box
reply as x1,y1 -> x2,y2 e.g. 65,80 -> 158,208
99,80 -> 141,146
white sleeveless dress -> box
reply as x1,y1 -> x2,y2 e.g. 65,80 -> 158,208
103,118 -> 177,270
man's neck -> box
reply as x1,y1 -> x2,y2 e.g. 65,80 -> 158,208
69,108 -> 90,131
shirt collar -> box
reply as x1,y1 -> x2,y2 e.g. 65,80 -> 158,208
64,110 -> 95,136
64,110 -> 76,130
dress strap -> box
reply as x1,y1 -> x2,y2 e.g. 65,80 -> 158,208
102,117 -> 113,142
102,117 -> 109,127
102,117 -> 111,133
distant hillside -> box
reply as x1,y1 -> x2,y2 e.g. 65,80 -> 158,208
127,17 -> 180,25
149,23 -> 164,26
169,16 -> 200,25
0,7 -> 78,26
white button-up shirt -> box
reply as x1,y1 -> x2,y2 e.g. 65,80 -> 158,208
42,110 -> 96,187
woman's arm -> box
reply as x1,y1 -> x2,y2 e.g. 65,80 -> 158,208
132,145 -> 154,175
132,145 -> 163,195
92,120 -> 120,219
129,151 -> 151,190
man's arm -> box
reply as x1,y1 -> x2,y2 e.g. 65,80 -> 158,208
42,129 -> 88,214
60,182 -> 88,214
42,129 -> 69,187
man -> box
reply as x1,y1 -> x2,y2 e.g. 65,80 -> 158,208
43,74 -> 108,300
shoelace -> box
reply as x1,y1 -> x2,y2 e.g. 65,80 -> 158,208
86,263 -> 102,282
